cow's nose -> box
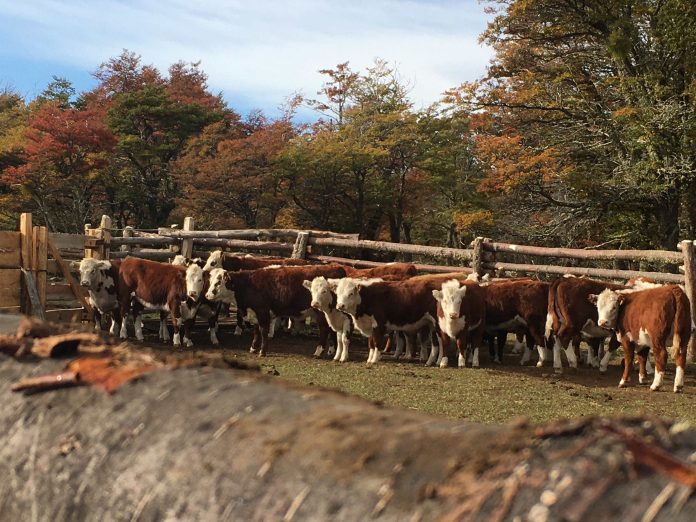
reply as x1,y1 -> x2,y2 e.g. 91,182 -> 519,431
598,319 -> 607,327
189,291 -> 198,299
311,301 -> 320,309
80,281 -> 89,287
337,303 -> 345,311
449,313 -> 458,320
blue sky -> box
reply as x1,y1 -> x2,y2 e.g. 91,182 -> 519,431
0,0 -> 494,118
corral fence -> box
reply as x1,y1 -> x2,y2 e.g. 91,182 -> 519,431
5,213 -> 696,360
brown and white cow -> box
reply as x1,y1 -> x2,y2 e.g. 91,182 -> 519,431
546,277 -> 629,373
117,257 -> 205,347
205,264 -> 346,356
589,285 -> 689,392
303,276 -> 354,362
432,279 -> 486,368
334,274 -> 471,366
481,279 -> 551,366
79,258 -> 122,335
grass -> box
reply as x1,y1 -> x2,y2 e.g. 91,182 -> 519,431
197,329 -> 696,425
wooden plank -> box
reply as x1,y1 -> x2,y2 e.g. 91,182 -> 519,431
483,241 -> 683,263
482,261 -> 684,284
292,232 -> 310,259
21,268 -> 45,319
0,269 -> 21,307
34,226 -> 48,308
100,215 -> 112,260
19,213 -> 32,314
680,240 -> 696,362
181,217 -> 194,258
110,250 -> 176,261
309,237 -> 474,262
307,255 -> 473,274
44,307 -> 84,324
0,231 -> 20,268
46,284 -> 78,298
157,228 -> 360,240
191,238 -> 294,252
48,232 -> 86,252
47,239 -> 92,313
111,237 -> 178,246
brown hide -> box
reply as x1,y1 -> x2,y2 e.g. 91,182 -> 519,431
343,263 -> 417,279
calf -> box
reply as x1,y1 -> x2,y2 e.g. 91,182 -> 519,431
590,285 -> 689,392
432,279 -> 486,368
172,255 -> 223,346
546,277 -> 627,373
482,279 -> 551,366
79,258 -> 122,335
117,257 -> 205,347
205,264 -> 346,356
304,276 -> 353,362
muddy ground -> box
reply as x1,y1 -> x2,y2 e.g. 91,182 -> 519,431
138,316 -> 696,425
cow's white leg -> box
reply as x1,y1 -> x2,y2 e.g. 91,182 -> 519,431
435,336 -> 444,366
674,366 -> 685,393
372,348 -> 381,365
162,321 -> 170,341
313,345 -> 323,357
646,358 -> 654,375
520,345 -> 532,366
119,319 -> 128,339
471,347 -> 480,368
366,348 -> 375,365
183,335 -> 193,348
564,344 -> 578,368
94,318 -> 101,332
134,315 -> 144,341
268,317 -> 278,339
393,333 -> 404,359
425,340 -> 438,366
333,334 -> 343,361
553,338 -> 563,373
439,355 -> 449,368
599,351 -> 612,373
404,335 -> 414,360
339,334 -> 350,362
650,371 -> 664,391
458,352 -> 466,368
511,339 -> 523,354
639,371 -> 648,384
109,318 -> 119,336
419,331 -> 428,361
536,345 -> 546,367
173,332 -> 181,347
210,324 -> 219,345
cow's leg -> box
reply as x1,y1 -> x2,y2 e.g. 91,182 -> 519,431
256,310 -> 272,356
235,309 -> 244,336
119,302 -> 129,339
469,326 -> 485,369
552,324 -> 573,373
439,331 -> 451,368
393,332 -> 404,359
339,330 -> 350,362
250,325 -> 261,353
586,339 -> 601,368
435,331 -> 444,366
159,311 -> 170,341
650,341 -> 667,391
109,309 -> 121,337
521,332 -> 534,366
208,305 -> 220,346
618,339 -> 635,387
268,316 -> 278,339
170,301 -> 182,347
418,328 -> 428,361
368,328 -> 386,366
314,312 -> 330,358
93,309 -> 102,332
599,336 -> 618,372
511,331 -> 524,354
674,339 -> 686,393
183,318 -> 195,348
425,328 -> 439,366
635,348 -> 650,384
327,330 -> 337,358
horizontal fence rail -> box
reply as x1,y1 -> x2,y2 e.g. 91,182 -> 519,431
483,262 -> 685,284
307,237 -> 475,262
483,242 -> 683,263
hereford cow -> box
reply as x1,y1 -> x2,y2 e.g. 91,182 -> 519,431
546,277 -> 627,373
334,274 -> 471,367
172,255 -> 223,345
205,264 -> 346,356
432,279 -> 486,368
117,257 -> 205,347
481,279 -> 551,366
304,276 -> 354,362
79,258 -> 122,335
589,285 -> 689,392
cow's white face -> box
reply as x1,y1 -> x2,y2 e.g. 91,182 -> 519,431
589,288 -> 624,329
172,255 -> 187,267
433,279 -> 467,320
185,264 -> 205,300
205,268 -> 235,303
79,258 -> 111,289
203,250 -> 223,272
304,277 -> 337,312
335,278 -> 362,315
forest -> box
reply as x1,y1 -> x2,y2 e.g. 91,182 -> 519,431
1,0 -> 695,251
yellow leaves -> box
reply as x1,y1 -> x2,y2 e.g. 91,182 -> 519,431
453,210 -> 494,234
611,106 -> 639,120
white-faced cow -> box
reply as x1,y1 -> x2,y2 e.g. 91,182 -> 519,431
589,285 -> 689,392
304,276 -> 353,362
79,258 -> 122,335
117,257 -> 205,347
205,264 -> 346,356
432,279 -> 486,368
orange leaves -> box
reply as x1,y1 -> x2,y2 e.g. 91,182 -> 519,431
453,210 -> 494,234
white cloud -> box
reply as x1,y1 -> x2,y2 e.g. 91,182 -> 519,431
0,0 -> 493,115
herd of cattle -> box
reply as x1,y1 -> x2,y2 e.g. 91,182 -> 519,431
78,251 -> 690,393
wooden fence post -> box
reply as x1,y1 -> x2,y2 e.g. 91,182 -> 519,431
121,226 -> 134,253
181,217 -> 194,259
292,232 -> 310,259
19,213 -> 33,314
471,237 -> 485,277
680,240 -> 696,363
33,226 -> 48,310
99,215 -> 112,260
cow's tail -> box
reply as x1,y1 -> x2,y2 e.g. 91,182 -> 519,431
545,279 -> 562,345
671,286 -> 691,362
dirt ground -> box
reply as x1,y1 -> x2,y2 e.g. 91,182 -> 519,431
139,317 -> 696,425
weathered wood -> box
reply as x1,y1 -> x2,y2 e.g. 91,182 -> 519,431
180,217 -> 195,259
44,308 -> 84,324
308,237 -> 474,261
0,269 -> 22,307
11,371 -> 79,393
307,255 -> 473,274
120,226 -> 134,253
471,237 -> 486,276
291,231 -> 310,259
157,228 -> 360,240
46,284 -> 77,299
191,238 -> 294,252
680,240 -> 696,362
99,215 -> 112,260
483,241 -> 683,263
0,231 -> 20,268
48,233 -> 86,253
111,236 -> 178,247
47,240 -> 92,313
34,226 -> 48,309
19,213 -> 32,314
110,250 -> 177,261
483,261 -> 685,283
20,269 -> 45,320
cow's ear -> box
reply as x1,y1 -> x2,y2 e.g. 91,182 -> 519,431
432,289 -> 443,301
327,279 -> 340,292
223,271 -> 232,283
588,294 -> 599,305
617,294 -> 626,305
302,279 -> 312,290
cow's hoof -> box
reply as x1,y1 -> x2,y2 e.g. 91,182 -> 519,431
536,361 -> 544,368
674,385 -> 684,393
249,347 -> 257,354
618,381 -> 627,388
553,367 -> 563,374
258,351 -> 266,357
650,385 -> 661,392
234,327 -> 243,336
313,346 -> 323,358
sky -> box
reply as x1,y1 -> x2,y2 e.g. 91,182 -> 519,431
0,0 -> 495,119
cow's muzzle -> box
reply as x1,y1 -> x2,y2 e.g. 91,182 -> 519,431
448,313 -> 458,320
188,291 -> 199,299
598,319 -> 608,328
80,280 -> 90,288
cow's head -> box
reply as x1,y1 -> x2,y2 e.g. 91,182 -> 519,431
185,263 -> 205,300
79,258 -> 111,289
588,288 -> 625,329
303,276 -> 338,312
203,250 -> 224,271
433,279 -> 467,320
173,255 -> 205,268
334,277 -> 381,315
205,268 -> 235,303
